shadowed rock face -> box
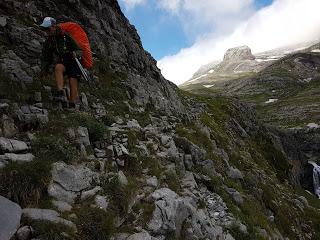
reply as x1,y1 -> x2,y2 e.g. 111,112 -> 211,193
0,0 -> 185,115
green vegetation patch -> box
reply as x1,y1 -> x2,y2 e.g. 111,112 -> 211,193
0,159 -> 51,207
101,175 -> 137,216
75,206 -> 115,240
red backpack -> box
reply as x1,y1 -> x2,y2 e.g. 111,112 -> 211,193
58,22 -> 93,69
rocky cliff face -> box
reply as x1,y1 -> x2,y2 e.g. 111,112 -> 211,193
0,0 -> 184,115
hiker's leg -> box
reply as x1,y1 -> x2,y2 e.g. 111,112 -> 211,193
55,64 -> 65,91
69,77 -> 79,104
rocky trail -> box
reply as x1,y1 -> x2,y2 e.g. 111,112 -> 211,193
0,0 -> 320,240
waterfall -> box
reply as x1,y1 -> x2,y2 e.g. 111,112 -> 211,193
308,161 -> 320,198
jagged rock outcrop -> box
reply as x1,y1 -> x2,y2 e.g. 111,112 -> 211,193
0,0 -> 185,115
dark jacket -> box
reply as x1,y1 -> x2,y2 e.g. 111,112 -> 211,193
41,27 -> 82,72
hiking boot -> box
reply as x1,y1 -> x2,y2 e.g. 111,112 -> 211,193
53,89 -> 69,109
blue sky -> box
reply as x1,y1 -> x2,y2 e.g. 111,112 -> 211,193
118,0 -> 320,84
119,0 -> 273,60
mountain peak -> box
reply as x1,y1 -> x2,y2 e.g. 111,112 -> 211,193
223,45 -> 255,62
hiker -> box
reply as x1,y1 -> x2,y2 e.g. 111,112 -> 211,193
40,17 -> 83,109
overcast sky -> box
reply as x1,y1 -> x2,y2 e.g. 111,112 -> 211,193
119,0 -> 320,85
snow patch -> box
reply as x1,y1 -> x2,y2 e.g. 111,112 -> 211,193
203,85 -> 214,88
265,99 -> 278,104
256,58 -> 274,63
188,74 -> 208,83
311,49 -> 320,53
208,69 -> 215,73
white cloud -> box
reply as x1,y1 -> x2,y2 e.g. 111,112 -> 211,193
157,0 -> 255,34
120,0 -> 146,10
158,0 -> 320,85
157,0 -> 181,13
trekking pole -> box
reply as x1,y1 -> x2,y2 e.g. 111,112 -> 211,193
75,57 -> 91,83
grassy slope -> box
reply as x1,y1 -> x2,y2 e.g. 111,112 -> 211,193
182,53 -> 320,129
178,91 -> 320,239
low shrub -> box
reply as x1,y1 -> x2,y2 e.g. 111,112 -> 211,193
76,206 -> 115,240
0,160 -> 51,207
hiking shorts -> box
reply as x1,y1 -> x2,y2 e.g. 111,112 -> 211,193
58,53 -> 82,80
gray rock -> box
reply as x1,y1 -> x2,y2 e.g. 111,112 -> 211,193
80,144 -> 87,161
146,176 -> 158,188
148,188 -> 190,237
161,135 -> 172,147
115,116 -> 124,125
34,92 -> 42,102
184,154 -> 193,170
22,208 -> 76,230
181,172 -> 198,190
0,137 -> 29,153
257,228 -> 268,239
1,115 -> 17,138
0,153 -> 34,163
66,128 -> 76,140
127,119 -> 141,129
16,226 -> 33,240
94,148 -> 106,158
114,233 -> 130,240
226,188 -> 244,206
116,158 -> 125,167
52,200 -> 72,212
224,233 -> 236,240
0,196 -> 22,240
80,92 -> 89,110
0,16 -> 7,27
81,186 -> 102,200
48,182 -> 77,204
127,232 -> 156,240
114,143 -> 129,156
0,51 -> 33,83
76,127 -> 90,147
51,162 -> 99,192
227,167 -> 243,180
95,195 -> 109,210
36,113 -> 49,124
118,171 -> 128,185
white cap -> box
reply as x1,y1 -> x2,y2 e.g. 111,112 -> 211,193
40,17 -> 56,28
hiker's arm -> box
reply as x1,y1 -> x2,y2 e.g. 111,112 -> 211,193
40,39 -> 53,73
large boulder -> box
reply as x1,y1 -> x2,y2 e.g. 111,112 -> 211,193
147,188 -> 230,239
48,162 -> 100,203
0,196 -> 22,240
0,137 -> 29,153
22,208 -> 76,230
147,188 -> 191,237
